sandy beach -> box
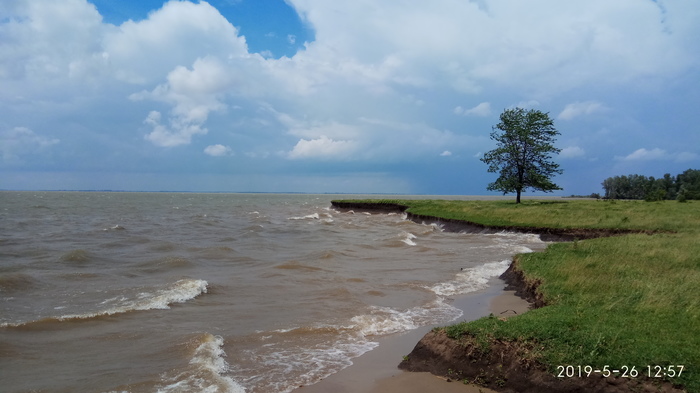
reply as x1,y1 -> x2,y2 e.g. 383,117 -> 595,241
294,279 -> 530,393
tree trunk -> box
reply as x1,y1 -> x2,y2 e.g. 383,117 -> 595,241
516,189 -> 521,204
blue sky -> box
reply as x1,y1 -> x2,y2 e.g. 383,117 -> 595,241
1,0 -> 699,195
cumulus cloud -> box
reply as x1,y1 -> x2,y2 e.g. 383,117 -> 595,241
1,127 -> 59,163
142,110 -> 207,147
2,0 -> 699,193
675,152 -> 699,162
454,102 -> 491,117
0,0 -> 106,82
559,146 -> 585,159
288,135 -> 357,160
615,148 -> 700,163
103,0 -> 249,84
558,101 -> 607,120
440,150 -> 452,156
512,100 -> 540,110
204,144 -> 232,156
134,57 -> 235,147
617,148 -> 667,161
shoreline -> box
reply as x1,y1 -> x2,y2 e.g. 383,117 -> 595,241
292,201 -> 540,393
293,280 -> 530,393
330,200 -> 690,393
331,200 -> 656,241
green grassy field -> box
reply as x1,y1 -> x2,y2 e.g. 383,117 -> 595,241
334,199 -> 700,391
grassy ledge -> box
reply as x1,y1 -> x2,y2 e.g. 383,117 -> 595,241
332,199 -> 700,392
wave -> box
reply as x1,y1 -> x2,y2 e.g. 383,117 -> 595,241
488,231 -> 544,244
231,325 -> 378,393
274,261 -> 326,272
351,299 -> 462,336
157,333 -> 245,393
400,231 -> 417,246
137,256 -> 194,273
288,213 -> 320,220
0,273 -> 40,293
429,260 -> 512,297
232,298 -> 462,392
103,224 -> 126,231
287,212 -> 334,222
1,279 -> 208,328
59,249 -> 91,263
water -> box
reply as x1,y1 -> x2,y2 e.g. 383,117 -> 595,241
0,192 -> 546,393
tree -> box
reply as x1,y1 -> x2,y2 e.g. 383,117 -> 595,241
481,108 -> 563,203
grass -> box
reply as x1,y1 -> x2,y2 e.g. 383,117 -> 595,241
334,198 -> 700,391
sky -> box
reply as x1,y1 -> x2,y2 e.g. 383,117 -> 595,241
1,0 -> 699,195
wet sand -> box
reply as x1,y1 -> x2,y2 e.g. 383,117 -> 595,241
294,279 -> 530,393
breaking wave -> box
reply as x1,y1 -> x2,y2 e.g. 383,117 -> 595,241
430,260 -> 512,297
1,279 -> 208,328
157,333 -> 245,393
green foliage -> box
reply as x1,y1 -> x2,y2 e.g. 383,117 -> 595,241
449,233 -> 700,391
644,188 -> 667,202
333,198 -> 699,233
602,169 -> 700,200
481,108 -> 563,203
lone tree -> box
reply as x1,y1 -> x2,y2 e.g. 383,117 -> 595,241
481,107 -> 563,203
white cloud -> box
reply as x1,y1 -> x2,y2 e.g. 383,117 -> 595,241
558,101 -> 607,120
204,144 -> 232,156
288,135 -> 357,160
134,57 -> 236,147
440,150 -> 452,156
674,152 -> 699,162
1,127 -> 59,163
455,102 -> 491,117
617,148 -> 667,161
103,0 -> 248,84
2,0 -> 699,193
560,146 -> 585,159
287,34 -> 296,45
142,110 -> 207,147
615,148 -> 699,163
0,0 -> 106,82
512,100 -> 540,110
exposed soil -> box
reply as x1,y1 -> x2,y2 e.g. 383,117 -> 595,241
398,256 -> 685,392
331,201 -> 686,393
397,329 -> 685,393
330,201 -> 653,241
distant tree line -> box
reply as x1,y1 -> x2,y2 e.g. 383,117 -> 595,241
601,169 -> 700,201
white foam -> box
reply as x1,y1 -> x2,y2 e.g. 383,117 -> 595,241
157,334 -> 246,393
227,300 -> 464,392
513,245 -> 534,254
429,222 -> 444,232
489,231 -> 544,244
1,279 -> 208,327
351,300 -> 463,336
400,232 -> 417,246
288,213 -> 320,220
232,328 -> 378,393
61,279 -> 208,321
430,260 -> 511,297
